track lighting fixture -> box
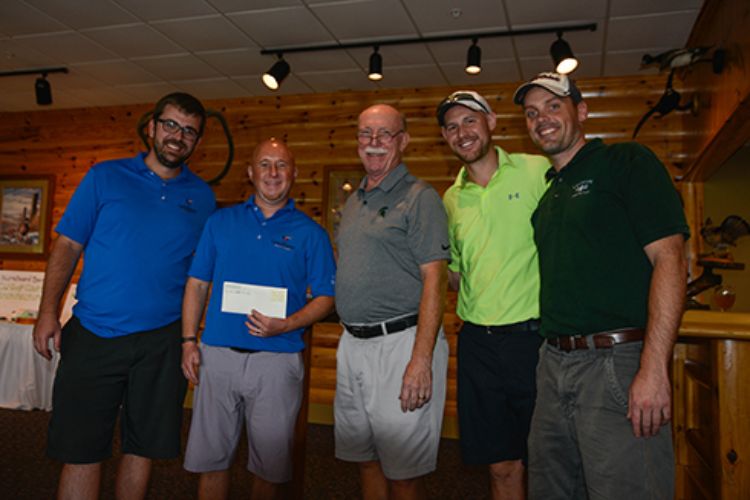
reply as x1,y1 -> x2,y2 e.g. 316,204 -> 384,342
258,23 -> 595,88
550,32 -> 578,74
35,74 -> 53,105
368,46 -> 383,81
262,55 -> 290,91
0,66 -> 68,106
465,39 -> 481,75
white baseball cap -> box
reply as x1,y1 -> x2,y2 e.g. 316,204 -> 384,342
436,90 -> 493,126
513,72 -> 582,105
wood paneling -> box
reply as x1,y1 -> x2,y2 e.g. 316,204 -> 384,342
681,0 -> 750,181
673,311 -> 750,500
0,74 -> 688,274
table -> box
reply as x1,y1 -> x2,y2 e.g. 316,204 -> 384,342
0,321 -> 59,410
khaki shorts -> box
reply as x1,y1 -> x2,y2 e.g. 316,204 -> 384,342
184,345 -> 304,483
334,325 -> 449,480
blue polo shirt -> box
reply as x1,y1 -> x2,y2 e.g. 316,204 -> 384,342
56,153 -> 215,338
189,196 -> 336,353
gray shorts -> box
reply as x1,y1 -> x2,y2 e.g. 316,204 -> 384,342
528,341 -> 674,500
183,345 -> 304,483
334,324 -> 449,480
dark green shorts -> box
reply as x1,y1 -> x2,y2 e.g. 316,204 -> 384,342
47,316 -> 186,464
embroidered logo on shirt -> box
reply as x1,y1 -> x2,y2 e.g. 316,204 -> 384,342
507,192 -> 520,200
178,198 -> 196,213
571,180 -> 593,198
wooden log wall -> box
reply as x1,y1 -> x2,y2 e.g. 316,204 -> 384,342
682,0 -> 750,182
0,74 -> 691,426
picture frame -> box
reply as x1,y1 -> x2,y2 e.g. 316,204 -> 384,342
0,175 -> 55,259
322,166 -> 363,240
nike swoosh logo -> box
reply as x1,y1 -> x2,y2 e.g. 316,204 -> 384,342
441,244 -> 450,250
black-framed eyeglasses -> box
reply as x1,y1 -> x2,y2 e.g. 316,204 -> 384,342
357,129 -> 404,145
157,118 -> 200,141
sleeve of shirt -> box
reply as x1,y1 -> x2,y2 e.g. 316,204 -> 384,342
531,157 -> 552,202
617,144 -> 690,247
188,214 -> 218,282
443,190 -> 461,273
407,184 -> 451,265
306,225 -> 337,298
55,166 -> 100,246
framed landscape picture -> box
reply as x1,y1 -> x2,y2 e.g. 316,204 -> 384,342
0,175 -> 55,259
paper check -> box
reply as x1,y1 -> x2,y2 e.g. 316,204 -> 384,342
221,281 -> 287,318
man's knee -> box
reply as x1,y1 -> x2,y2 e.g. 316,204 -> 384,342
489,460 -> 524,482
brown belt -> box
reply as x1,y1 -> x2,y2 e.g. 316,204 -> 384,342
546,328 -> 644,352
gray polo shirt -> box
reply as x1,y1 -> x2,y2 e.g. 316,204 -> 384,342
335,163 -> 450,324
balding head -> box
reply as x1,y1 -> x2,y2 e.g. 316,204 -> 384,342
248,138 -> 297,216
357,104 -> 410,190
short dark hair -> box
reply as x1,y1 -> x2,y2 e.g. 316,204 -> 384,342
152,92 -> 207,137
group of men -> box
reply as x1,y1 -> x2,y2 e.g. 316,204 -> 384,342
33,70 -> 688,500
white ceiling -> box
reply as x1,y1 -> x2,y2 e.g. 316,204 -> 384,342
0,0 -> 703,111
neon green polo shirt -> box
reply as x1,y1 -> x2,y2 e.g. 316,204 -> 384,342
444,146 -> 550,325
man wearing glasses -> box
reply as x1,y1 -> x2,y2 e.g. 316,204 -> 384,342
437,91 -> 549,500
334,104 -> 450,499
33,93 -> 215,500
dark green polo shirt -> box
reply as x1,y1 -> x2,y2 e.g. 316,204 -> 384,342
532,139 -> 689,338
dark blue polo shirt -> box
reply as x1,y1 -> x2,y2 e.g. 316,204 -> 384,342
56,152 -> 215,338
189,196 -> 336,353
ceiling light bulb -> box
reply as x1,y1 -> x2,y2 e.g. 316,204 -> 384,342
368,47 -> 383,81
262,57 -> 290,91
465,40 -> 481,75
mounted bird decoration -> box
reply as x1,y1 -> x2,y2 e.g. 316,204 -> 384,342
634,47 -> 727,139
700,215 -> 750,258
632,69 -> 693,139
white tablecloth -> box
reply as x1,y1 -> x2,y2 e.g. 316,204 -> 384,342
0,322 -> 59,410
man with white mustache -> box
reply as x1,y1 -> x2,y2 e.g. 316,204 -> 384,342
514,72 -> 689,500
334,104 -> 450,499
33,93 -> 215,500
437,91 -> 549,500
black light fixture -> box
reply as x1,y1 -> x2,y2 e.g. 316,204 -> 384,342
550,31 -> 578,74
35,74 -> 52,105
465,38 -> 481,75
368,46 -> 383,81
262,55 -> 290,91
0,66 -> 68,106
259,23 -> 596,87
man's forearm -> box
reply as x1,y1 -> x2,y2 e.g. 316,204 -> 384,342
182,278 -> 210,339
284,295 -> 335,332
412,260 -> 448,361
642,234 -> 688,371
38,235 -> 83,317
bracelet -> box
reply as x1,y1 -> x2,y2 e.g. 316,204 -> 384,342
181,336 -> 198,344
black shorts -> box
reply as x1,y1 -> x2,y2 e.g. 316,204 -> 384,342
457,320 -> 543,465
47,316 -> 187,464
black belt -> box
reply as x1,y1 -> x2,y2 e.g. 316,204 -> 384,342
466,319 -> 540,335
230,347 -> 262,354
343,314 -> 419,339
546,328 -> 644,352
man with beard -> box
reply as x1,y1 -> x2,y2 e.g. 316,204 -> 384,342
181,139 -> 336,499
514,72 -> 688,499
436,91 -> 549,500
334,104 -> 450,499
33,93 -> 215,500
